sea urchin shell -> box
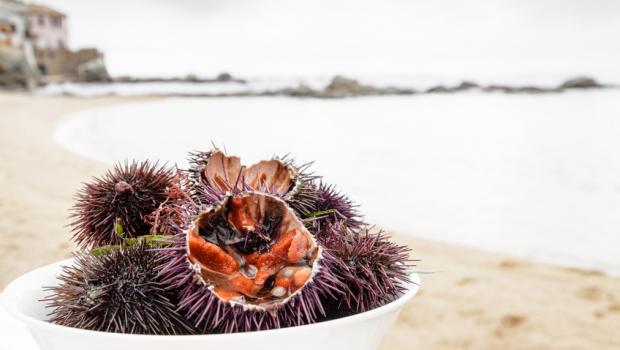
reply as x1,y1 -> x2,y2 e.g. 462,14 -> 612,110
187,150 -> 318,215
44,244 -> 193,335
70,160 -> 175,247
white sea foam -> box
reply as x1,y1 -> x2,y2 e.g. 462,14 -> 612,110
35,78 -> 327,98
55,91 -> 620,275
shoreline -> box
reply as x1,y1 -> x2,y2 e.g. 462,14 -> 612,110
1,92 -> 619,350
30,75 -> 613,99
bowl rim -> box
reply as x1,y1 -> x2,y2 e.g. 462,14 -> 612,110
2,258 -> 420,340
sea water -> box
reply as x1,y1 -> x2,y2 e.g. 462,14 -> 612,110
55,91 -> 620,275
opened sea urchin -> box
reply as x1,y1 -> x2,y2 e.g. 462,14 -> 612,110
70,160 -> 175,247
44,244 -> 193,335
160,191 -> 346,333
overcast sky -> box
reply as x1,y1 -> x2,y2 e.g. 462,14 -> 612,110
42,0 -> 620,80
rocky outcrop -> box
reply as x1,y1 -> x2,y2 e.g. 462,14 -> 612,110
263,75 -> 609,98
113,72 -> 246,84
75,57 -> 110,82
456,81 -> 479,90
323,75 -> 377,96
481,85 -> 561,94
275,76 -> 415,98
560,76 -> 601,89
426,85 -> 455,93
38,73 -> 615,98
425,78 -> 605,95
427,81 -> 480,93
215,72 -> 233,82
0,45 -> 39,89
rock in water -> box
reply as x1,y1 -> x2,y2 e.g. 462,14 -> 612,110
456,81 -> 479,90
560,76 -> 601,89
76,57 -> 110,82
216,72 -> 233,82
0,45 -> 39,89
323,75 -> 377,97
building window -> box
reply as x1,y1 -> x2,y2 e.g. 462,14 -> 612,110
38,64 -> 47,75
38,15 -> 44,26
52,17 -> 62,28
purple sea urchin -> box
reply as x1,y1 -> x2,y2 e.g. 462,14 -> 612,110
187,150 -> 318,215
159,192 -> 346,333
44,244 -> 193,335
309,182 -> 364,232
320,224 -> 412,314
70,161 -> 175,247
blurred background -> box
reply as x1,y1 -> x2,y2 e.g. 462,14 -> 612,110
1,1 -> 619,349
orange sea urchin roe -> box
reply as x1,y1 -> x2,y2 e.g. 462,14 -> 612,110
188,231 -> 238,275
187,194 -> 320,308
288,230 -> 309,262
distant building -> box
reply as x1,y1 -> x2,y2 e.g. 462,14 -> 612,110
0,21 -> 16,45
0,0 -> 27,47
26,3 -> 67,50
0,0 -> 108,86
0,0 -> 38,88
35,47 -> 108,81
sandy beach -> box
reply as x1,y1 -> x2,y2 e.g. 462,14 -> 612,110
1,92 -> 619,350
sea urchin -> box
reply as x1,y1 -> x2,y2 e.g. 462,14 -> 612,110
320,224 -> 412,314
308,182 -> 364,232
70,160 -> 175,247
44,244 -> 193,335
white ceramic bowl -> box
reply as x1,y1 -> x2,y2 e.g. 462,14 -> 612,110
2,259 -> 420,350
